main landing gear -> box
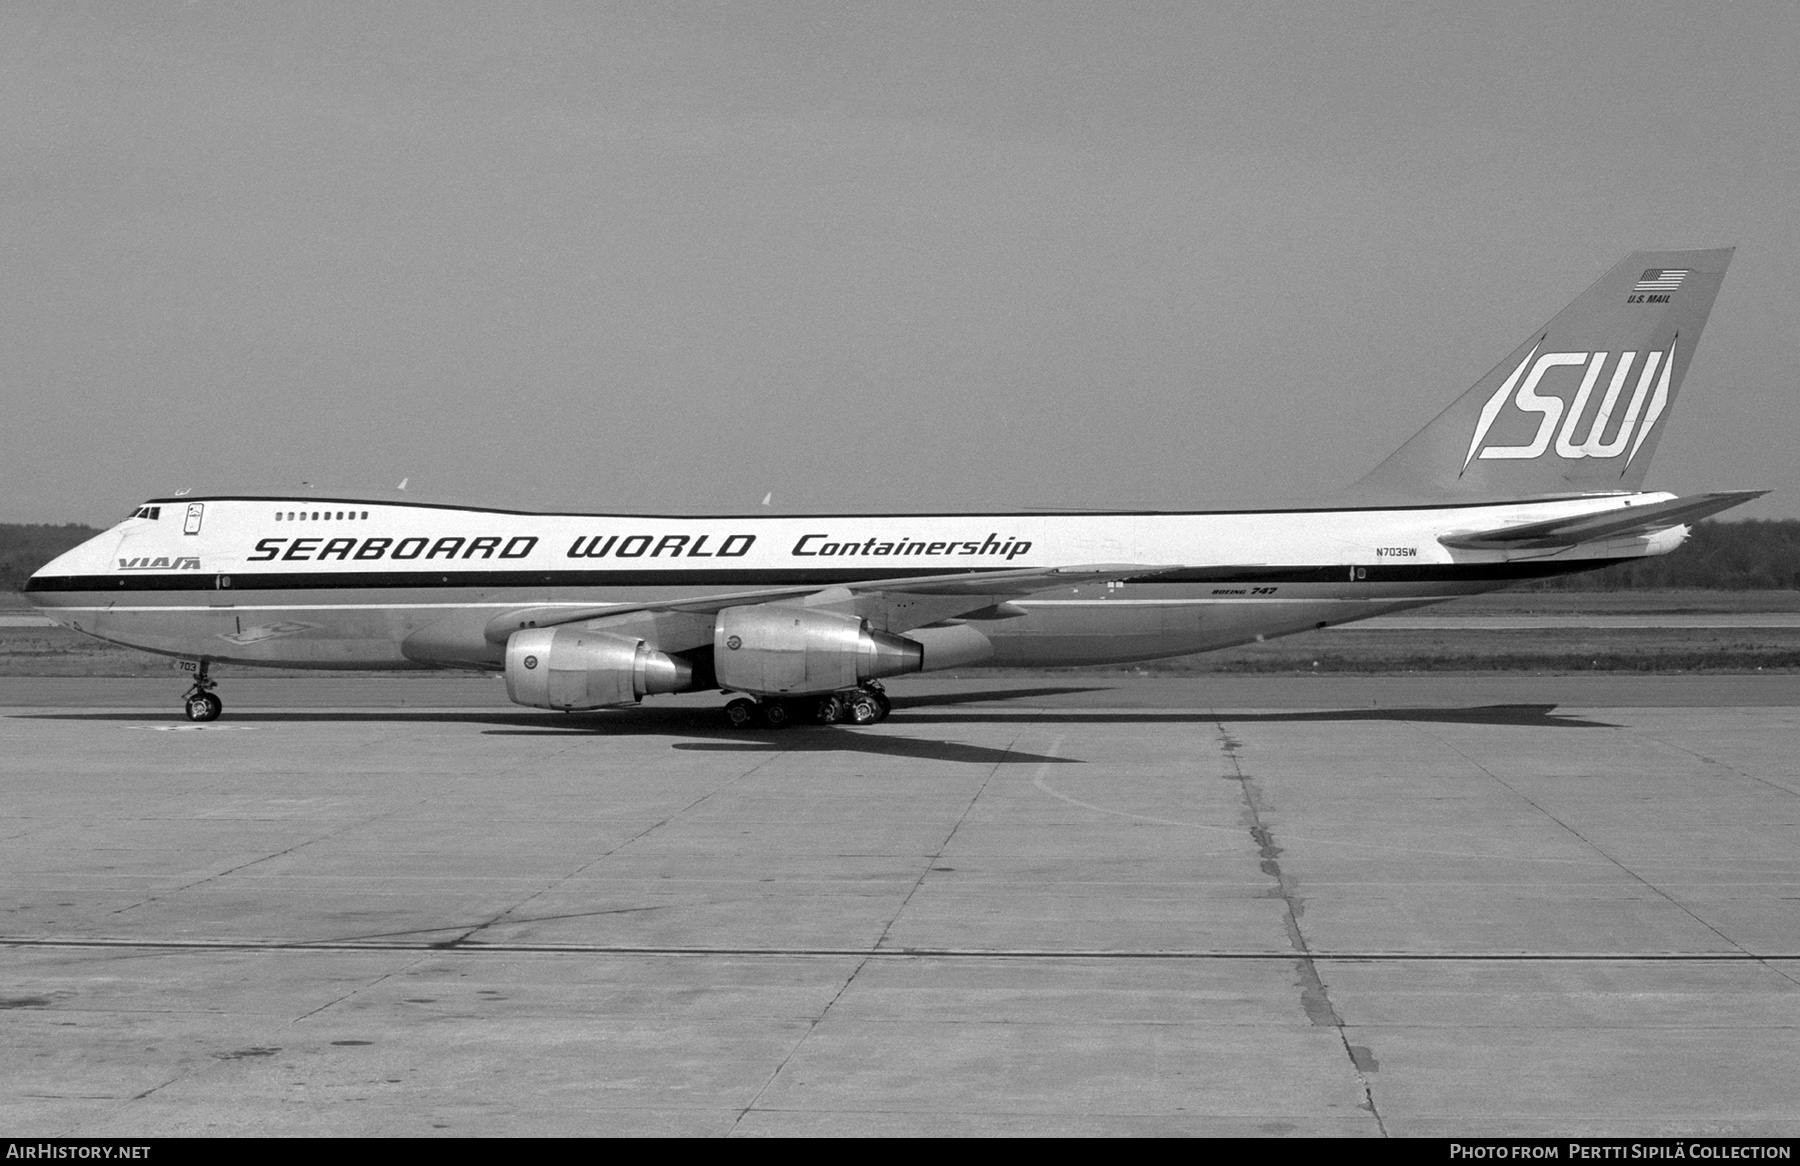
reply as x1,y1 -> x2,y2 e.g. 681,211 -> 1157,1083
182,661 -> 222,723
723,681 -> 892,730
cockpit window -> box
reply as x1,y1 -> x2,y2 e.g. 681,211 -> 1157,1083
130,506 -> 163,520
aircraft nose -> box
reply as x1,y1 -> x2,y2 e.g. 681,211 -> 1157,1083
23,525 -> 126,597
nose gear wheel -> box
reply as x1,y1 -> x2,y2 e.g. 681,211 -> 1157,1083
184,692 -> 222,722
180,661 -> 222,722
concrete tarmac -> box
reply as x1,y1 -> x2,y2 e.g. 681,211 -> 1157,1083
2,674 -> 1798,1136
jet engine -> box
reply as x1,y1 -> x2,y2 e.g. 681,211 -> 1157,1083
505,626 -> 694,710
713,604 -> 922,695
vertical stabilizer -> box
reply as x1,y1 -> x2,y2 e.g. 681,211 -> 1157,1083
1349,248 -> 1732,503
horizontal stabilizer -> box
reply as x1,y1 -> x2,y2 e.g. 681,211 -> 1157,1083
483,563 -> 1172,642
1438,490 -> 1765,551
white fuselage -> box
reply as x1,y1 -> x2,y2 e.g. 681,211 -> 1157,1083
26,492 -> 1684,673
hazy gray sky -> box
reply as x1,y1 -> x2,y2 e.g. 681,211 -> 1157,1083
4,1 -> 1797,523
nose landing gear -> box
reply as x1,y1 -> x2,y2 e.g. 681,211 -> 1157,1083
181,662 -> 222,722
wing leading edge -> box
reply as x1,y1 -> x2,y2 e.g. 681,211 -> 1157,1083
481,562 -> 1173,644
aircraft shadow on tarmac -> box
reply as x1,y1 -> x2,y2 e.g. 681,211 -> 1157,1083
481,685 -> 1117,765
894,703 -> 1618,730
484,717 -> 1082,766
16,686 -> 1616,763
14,684 -> 1093,730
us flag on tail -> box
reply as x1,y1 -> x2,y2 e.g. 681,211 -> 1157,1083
1633,269 -> 1689,292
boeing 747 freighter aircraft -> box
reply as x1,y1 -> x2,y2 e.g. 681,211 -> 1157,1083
28,249 -> 1761,726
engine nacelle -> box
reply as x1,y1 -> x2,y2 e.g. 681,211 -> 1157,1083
505,627 -> 693,710
714,604 -> 922,695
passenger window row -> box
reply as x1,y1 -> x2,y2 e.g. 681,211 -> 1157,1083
275,511 -> 371,521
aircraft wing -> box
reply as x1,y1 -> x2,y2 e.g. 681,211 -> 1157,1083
481,562 -> 1173,644
1437,490 -> 1765,551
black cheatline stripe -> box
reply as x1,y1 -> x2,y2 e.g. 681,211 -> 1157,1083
26,560 -> 1605,594
1131,561 -> 1602,585
25,567 -> 991,592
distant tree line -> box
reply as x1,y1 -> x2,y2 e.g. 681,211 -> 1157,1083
2,518 -> 1798,592
1528,518 -> 1800,590
1,523 -> 102,591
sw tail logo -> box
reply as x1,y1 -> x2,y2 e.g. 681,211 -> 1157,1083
1462,338 -> 1676,472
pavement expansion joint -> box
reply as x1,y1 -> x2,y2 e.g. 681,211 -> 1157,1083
5,937 -> 1792,960
1216,720 -> 1386,1134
